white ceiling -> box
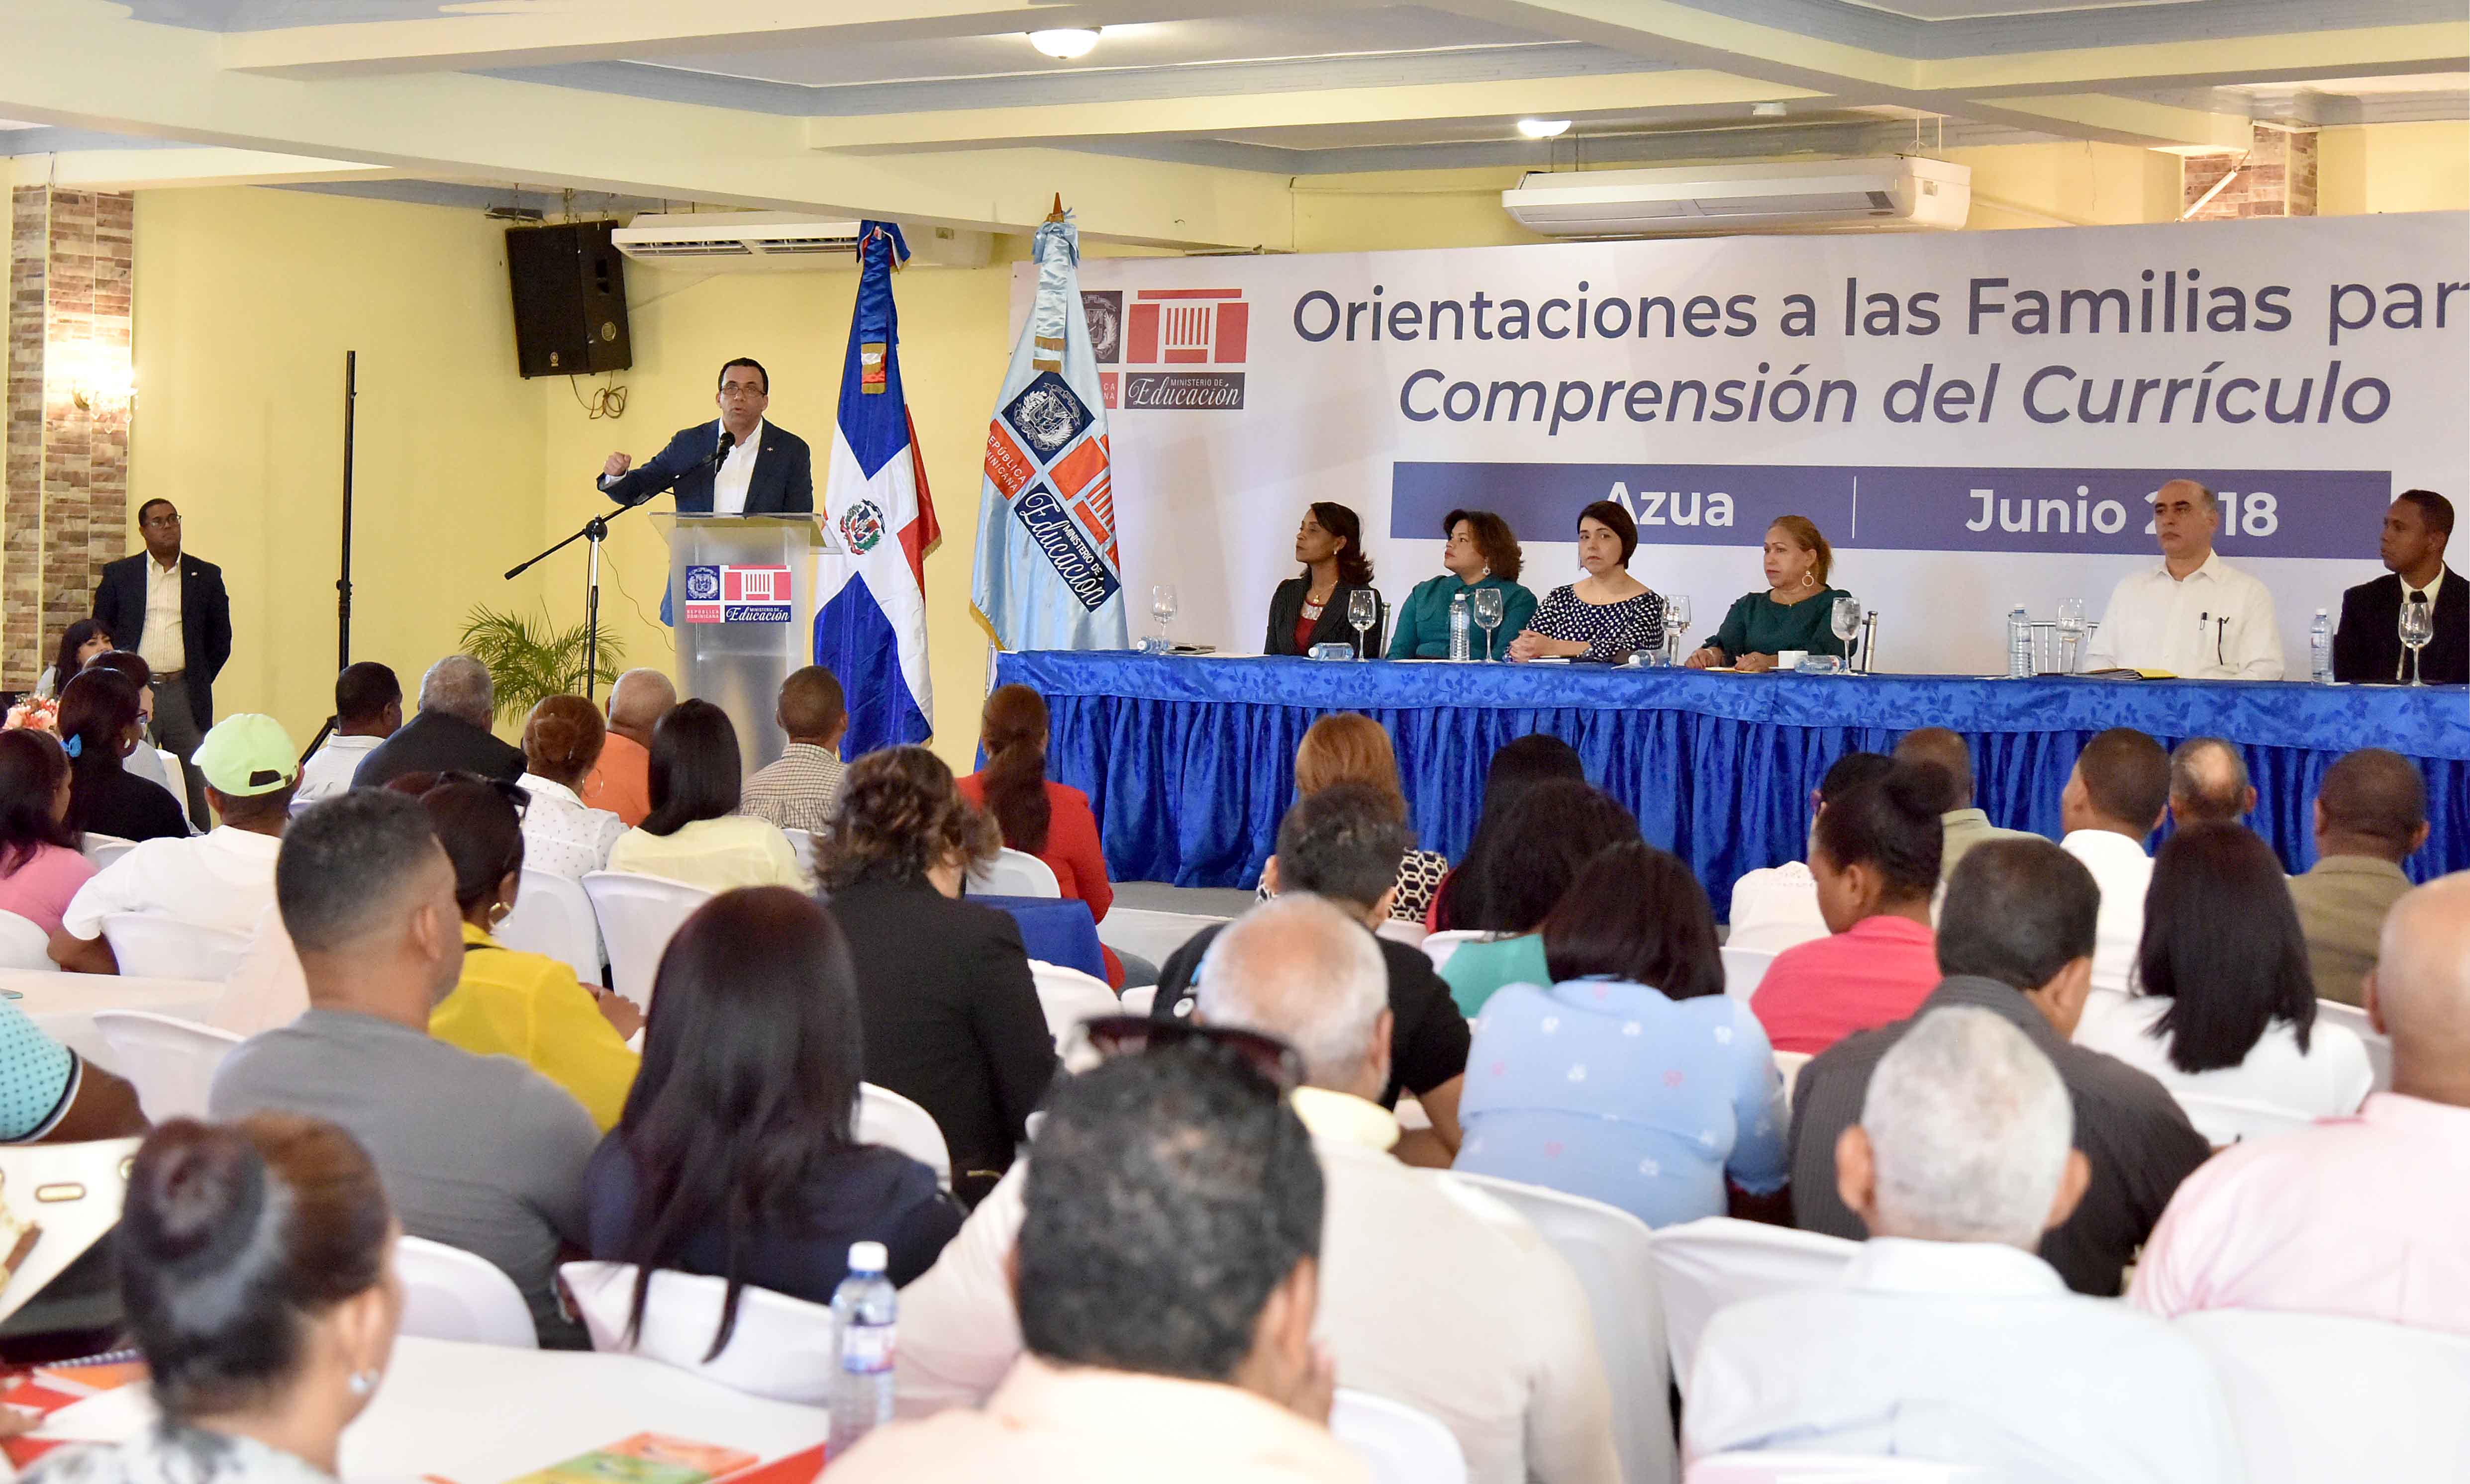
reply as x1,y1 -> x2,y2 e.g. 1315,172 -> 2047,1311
1844,0 -> 2199,19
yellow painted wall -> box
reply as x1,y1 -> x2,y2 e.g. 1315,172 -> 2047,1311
127,187 -> 546,754
2319,121 -> 2470,215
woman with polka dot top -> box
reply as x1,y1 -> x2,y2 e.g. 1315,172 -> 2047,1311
1452,841 -> 1788,1229
1508,499 -> 1666,662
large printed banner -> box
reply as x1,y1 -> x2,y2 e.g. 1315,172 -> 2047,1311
1020,213 -> 2469,672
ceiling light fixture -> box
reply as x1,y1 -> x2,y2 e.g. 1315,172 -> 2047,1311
1028,28 -> 1101,60
1517,118 -> 1572,139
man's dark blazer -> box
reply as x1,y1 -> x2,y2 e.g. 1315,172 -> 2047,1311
349,710 -> 527,790
92,552 -> 231,729
1265,577 -> 1387,656
2332,565 -> 2466,685
599,420 -> 813,514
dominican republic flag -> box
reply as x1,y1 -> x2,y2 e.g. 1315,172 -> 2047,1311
814,221 -> 939,756
972,211 -> 1128,652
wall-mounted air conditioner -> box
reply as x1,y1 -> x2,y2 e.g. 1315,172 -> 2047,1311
610,212 -> 992,271
1502,157 -> 1971,239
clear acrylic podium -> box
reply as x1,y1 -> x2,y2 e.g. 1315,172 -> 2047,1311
654,514 -> 839,779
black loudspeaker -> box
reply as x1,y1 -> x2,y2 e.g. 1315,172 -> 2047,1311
506,221 -> 633,378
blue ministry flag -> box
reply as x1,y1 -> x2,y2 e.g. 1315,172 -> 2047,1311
814,221 -> 939,755
971,211 -> 1128,651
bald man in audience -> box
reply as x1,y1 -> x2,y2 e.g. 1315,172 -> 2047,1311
583,668 -> 674,827
2166,737 -> 2255,828
2286,748 -> 2430,1006
2133,872 -> 2470,1335
1894,728 -> 2032,882
351,655 -> 524,788
2058,727 -> 2170,997
894,895 -> 1618,1484
1695,1006 -> 2238,1483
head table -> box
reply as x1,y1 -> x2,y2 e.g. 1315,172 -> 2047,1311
992,651 -> 2469,920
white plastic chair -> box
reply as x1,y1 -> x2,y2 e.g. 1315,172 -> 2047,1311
495,868 -> 602,983
2314,999 -> 2391,1094
2173,1091 -> 2320,1146
99,914 -> 254,982
395,1234 -> 538,1348
1721,945 -> 1777,1002
1773,1050 -> 1812,1111
1031,958 -> 1120,1052
0,910 -> 59,971
859,1081 -> 951,1189
1688,1454 -> 1984,1483
81,834 -> 136,870
1453,1173 -> 1678,1484
1420,928 -> 1488,971
2177,1309 -> 2470,1484
1374,916 -> 1429,948
1095,906 -> 1229,972
1120,982 -> 1158,1018
90,1011 -> 245,1122
580,872 -> 713,1012
783,827 -> 819,877
1648,1216 -> 1860,1391
560,1260 -> 838,1405
967,847 -> 1061,899
1331,1389 -> 1469,1484
157,749 -> 187,811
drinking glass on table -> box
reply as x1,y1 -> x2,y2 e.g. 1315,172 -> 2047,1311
1664,593 -> 1693,666
1472,587 -> 1505,660
1150,584 -> 1179,653
1348,589 -> 1379,659
1830,597 -> 1863,674
2056,597 -> 2086,675
2400,598 -> 2435,686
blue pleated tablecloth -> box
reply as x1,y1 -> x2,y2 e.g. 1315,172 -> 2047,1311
993,651 -> 2470,919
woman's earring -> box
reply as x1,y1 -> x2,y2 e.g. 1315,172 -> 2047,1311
1803,570 -> 1817,588
347,1370 -> 378,1397
488,900 -> 511,927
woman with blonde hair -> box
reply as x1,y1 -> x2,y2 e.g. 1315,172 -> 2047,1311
1686,515 -> 1856,671
1258,713 -> 1448,923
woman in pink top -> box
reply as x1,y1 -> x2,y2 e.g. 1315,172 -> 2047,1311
957,685 -> 1130,988
1749,761 -> 1947,1054
0,729 -> 98,938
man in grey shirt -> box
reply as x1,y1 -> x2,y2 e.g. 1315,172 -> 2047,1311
211,789 -> 598,1345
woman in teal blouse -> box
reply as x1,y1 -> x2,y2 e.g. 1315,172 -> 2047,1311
1386,509 -> 1539,659
1686,515 -> 1854,671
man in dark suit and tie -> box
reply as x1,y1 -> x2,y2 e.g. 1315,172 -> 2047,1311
2333,489 -> 2463,686
93,498 -> 230,827
597,357 -> 813,514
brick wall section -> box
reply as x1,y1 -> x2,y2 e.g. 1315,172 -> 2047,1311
2,187 -> 134,691
2185,125 -> 2319,222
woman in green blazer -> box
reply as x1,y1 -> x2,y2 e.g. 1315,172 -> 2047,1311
1386,509 -> 1539,660
1686,515 -> 1854,670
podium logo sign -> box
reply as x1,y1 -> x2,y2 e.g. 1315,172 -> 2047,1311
682,564 -> 794,624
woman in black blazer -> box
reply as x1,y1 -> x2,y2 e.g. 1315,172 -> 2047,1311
819,745 -> 1057,1206
1265,501 -> 1386,656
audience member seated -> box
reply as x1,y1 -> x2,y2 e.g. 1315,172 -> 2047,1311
0,730 -> 96,938
54,668 -> 186,844
0,993 -> 143,1143
1454,841 -> 1787,1228
2058,726 -> 2170,997
2131,872 -> 2470,1334
23,1116 -> 400,1483
960,684 -> 1133,988
1894,727 -> 2033,882
606,700 -> 803,892
836,1042 -> 1359,1484
1724,751 -> 1893,955
81,650 -> 177,796
2166,736 -> 2255,828
1440,780 -> 1641,1018
33,616 -> 112,700
295,661 -> 402,802
738,664 -> 847,835
587,887 -> 964,1328
1690,1006 -> 2238,1484
419,775 -> 641,1132
514,694 -> 628,880
210,791 -> 598,1347
2076,824 -> 2371,1128
1751,762 -> 1946,1054
1256,713 -> 1449,925
55,714 -> 298,974
1426,733 -> 1584,930
352,655 -> 525,789
895,896 -> 1618,1484
820,746 -> 1056,1206
582,668 -> 673,827
1791,838 -> 2209,1296
1151,785 -> 1469,1166
2287,747 -> 2429,1005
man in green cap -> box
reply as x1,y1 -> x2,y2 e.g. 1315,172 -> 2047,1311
52,714 -> 299,974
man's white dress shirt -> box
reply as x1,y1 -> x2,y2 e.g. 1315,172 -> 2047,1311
1723,861 -> 1830,956
60,827 -> 283,940
138,555 -> 185,675
2060,828 -> 2153,997
293,734 -> 383,803
711,418 -> 763,515
1687,1237 -> 2240,1484
2086,550 -> 2283,679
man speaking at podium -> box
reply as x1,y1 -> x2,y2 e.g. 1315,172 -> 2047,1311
598,358 -> 814,514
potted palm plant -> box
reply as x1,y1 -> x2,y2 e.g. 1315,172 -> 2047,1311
458,605 -> 626,728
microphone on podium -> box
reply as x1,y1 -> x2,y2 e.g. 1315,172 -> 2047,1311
708,430 -> 737,468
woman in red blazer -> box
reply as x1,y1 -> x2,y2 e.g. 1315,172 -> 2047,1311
957,684 -> 1136,988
